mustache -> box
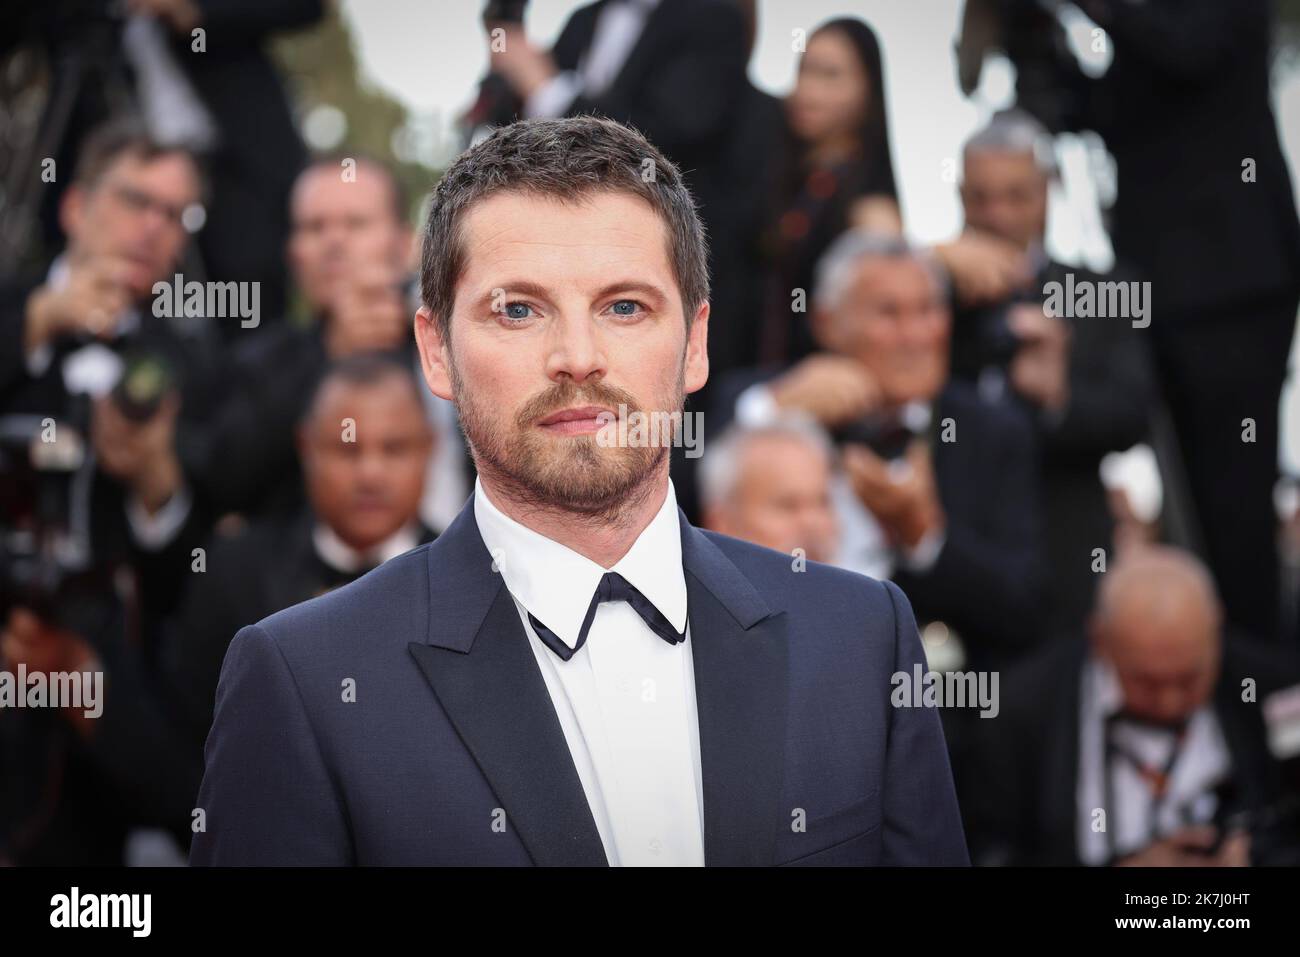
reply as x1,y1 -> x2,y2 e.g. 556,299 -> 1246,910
516,380 -> 643,428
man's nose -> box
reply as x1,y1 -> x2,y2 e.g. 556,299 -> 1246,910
545,312 -> 607,384
352,446 -> 389,483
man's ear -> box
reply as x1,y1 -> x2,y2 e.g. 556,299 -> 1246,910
414,305 -> 454,402
684,300 -> 710,395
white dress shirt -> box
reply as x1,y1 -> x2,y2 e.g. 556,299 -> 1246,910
1076,655 -> 1230,864
473,476 -> 704,866
312,522 -> 422,575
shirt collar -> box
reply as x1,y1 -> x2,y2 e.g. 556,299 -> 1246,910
1091,654 -> 1126,719
313,521 -> 421,574
473,476 -> 687,651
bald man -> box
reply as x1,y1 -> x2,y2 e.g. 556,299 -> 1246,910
700,420 -> 840,565
965,546 -> 1300,866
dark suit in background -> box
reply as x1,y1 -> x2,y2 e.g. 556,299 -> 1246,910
1073,0 -> 1300,640
951,260 -> 1154,639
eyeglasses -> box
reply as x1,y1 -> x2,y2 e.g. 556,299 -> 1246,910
102,179 -> 189,228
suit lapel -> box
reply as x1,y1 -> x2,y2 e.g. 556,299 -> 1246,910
679,515 -> 789,865
408,501 -> 607,866
408,499 -> 790,867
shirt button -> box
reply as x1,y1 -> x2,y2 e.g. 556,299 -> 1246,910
648,838 -> 662,855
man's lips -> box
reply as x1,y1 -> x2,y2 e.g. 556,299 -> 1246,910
536,405 -> 614,435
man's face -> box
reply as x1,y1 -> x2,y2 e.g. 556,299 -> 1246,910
1102,605 -> 1220,728
960,149 -> 1048,251
818,257 -> 949,406
708,435 -> 839,562
299,377 -> 433,551
415,190 -> 709,516
62,151 -> 199,298
289,166 -> 410,311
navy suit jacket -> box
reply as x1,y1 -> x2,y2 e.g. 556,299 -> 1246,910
190,497 -> 969,866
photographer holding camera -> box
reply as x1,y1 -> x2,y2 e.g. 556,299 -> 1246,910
940,110 -> 1153,641
717,230 -> 1047,669
0,118 -> 223,864
1,118 -> 220,620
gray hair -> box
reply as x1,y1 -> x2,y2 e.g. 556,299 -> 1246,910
963,108 -> 1057,177
699,416 -> 835,510
813,229 -> 948,309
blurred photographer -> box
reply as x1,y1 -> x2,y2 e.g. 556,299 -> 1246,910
967,546 -> 1300,866
715,231 -> 1046,667
0,117 -> 221,865
202,154 -> 469,531
0,117 -> 220,635
943,110 -> 1153,640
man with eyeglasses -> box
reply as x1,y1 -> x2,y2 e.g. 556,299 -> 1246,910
0,115 -> 224,647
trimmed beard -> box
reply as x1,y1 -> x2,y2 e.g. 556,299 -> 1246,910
448,349 -> 685,522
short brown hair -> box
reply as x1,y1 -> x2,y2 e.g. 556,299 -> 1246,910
73,115 -> 203,196
419,116 -> 709,342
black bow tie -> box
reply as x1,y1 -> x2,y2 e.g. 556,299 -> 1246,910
527,571 -> 686,661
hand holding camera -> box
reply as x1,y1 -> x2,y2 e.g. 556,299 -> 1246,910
23,254 -> 136,355
769,353 -> 883,428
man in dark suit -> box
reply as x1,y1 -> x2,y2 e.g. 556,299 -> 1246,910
965,546 -> 1300,866
712,232 -> 1047,667
191,116 -> 967,866
947,110 -> 1153,640
0,117 -> 221,635
1064,0 -> 1300,642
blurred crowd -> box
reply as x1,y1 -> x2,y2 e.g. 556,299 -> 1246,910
2,0 -> 1300,867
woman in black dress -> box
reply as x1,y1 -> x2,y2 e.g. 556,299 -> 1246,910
761,17 -> 902,364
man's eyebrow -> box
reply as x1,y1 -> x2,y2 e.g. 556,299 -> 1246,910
475,279 -> 552,305
473,279 -> 672,306
590,280 -> 671,305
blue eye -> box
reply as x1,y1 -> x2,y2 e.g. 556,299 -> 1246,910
610,300 -> 640,317
503,302 -> 533,321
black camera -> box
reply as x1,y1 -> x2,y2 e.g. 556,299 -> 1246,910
0,415 -> 101,623
110,351 -> 176,423
832,407 -> 931,462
